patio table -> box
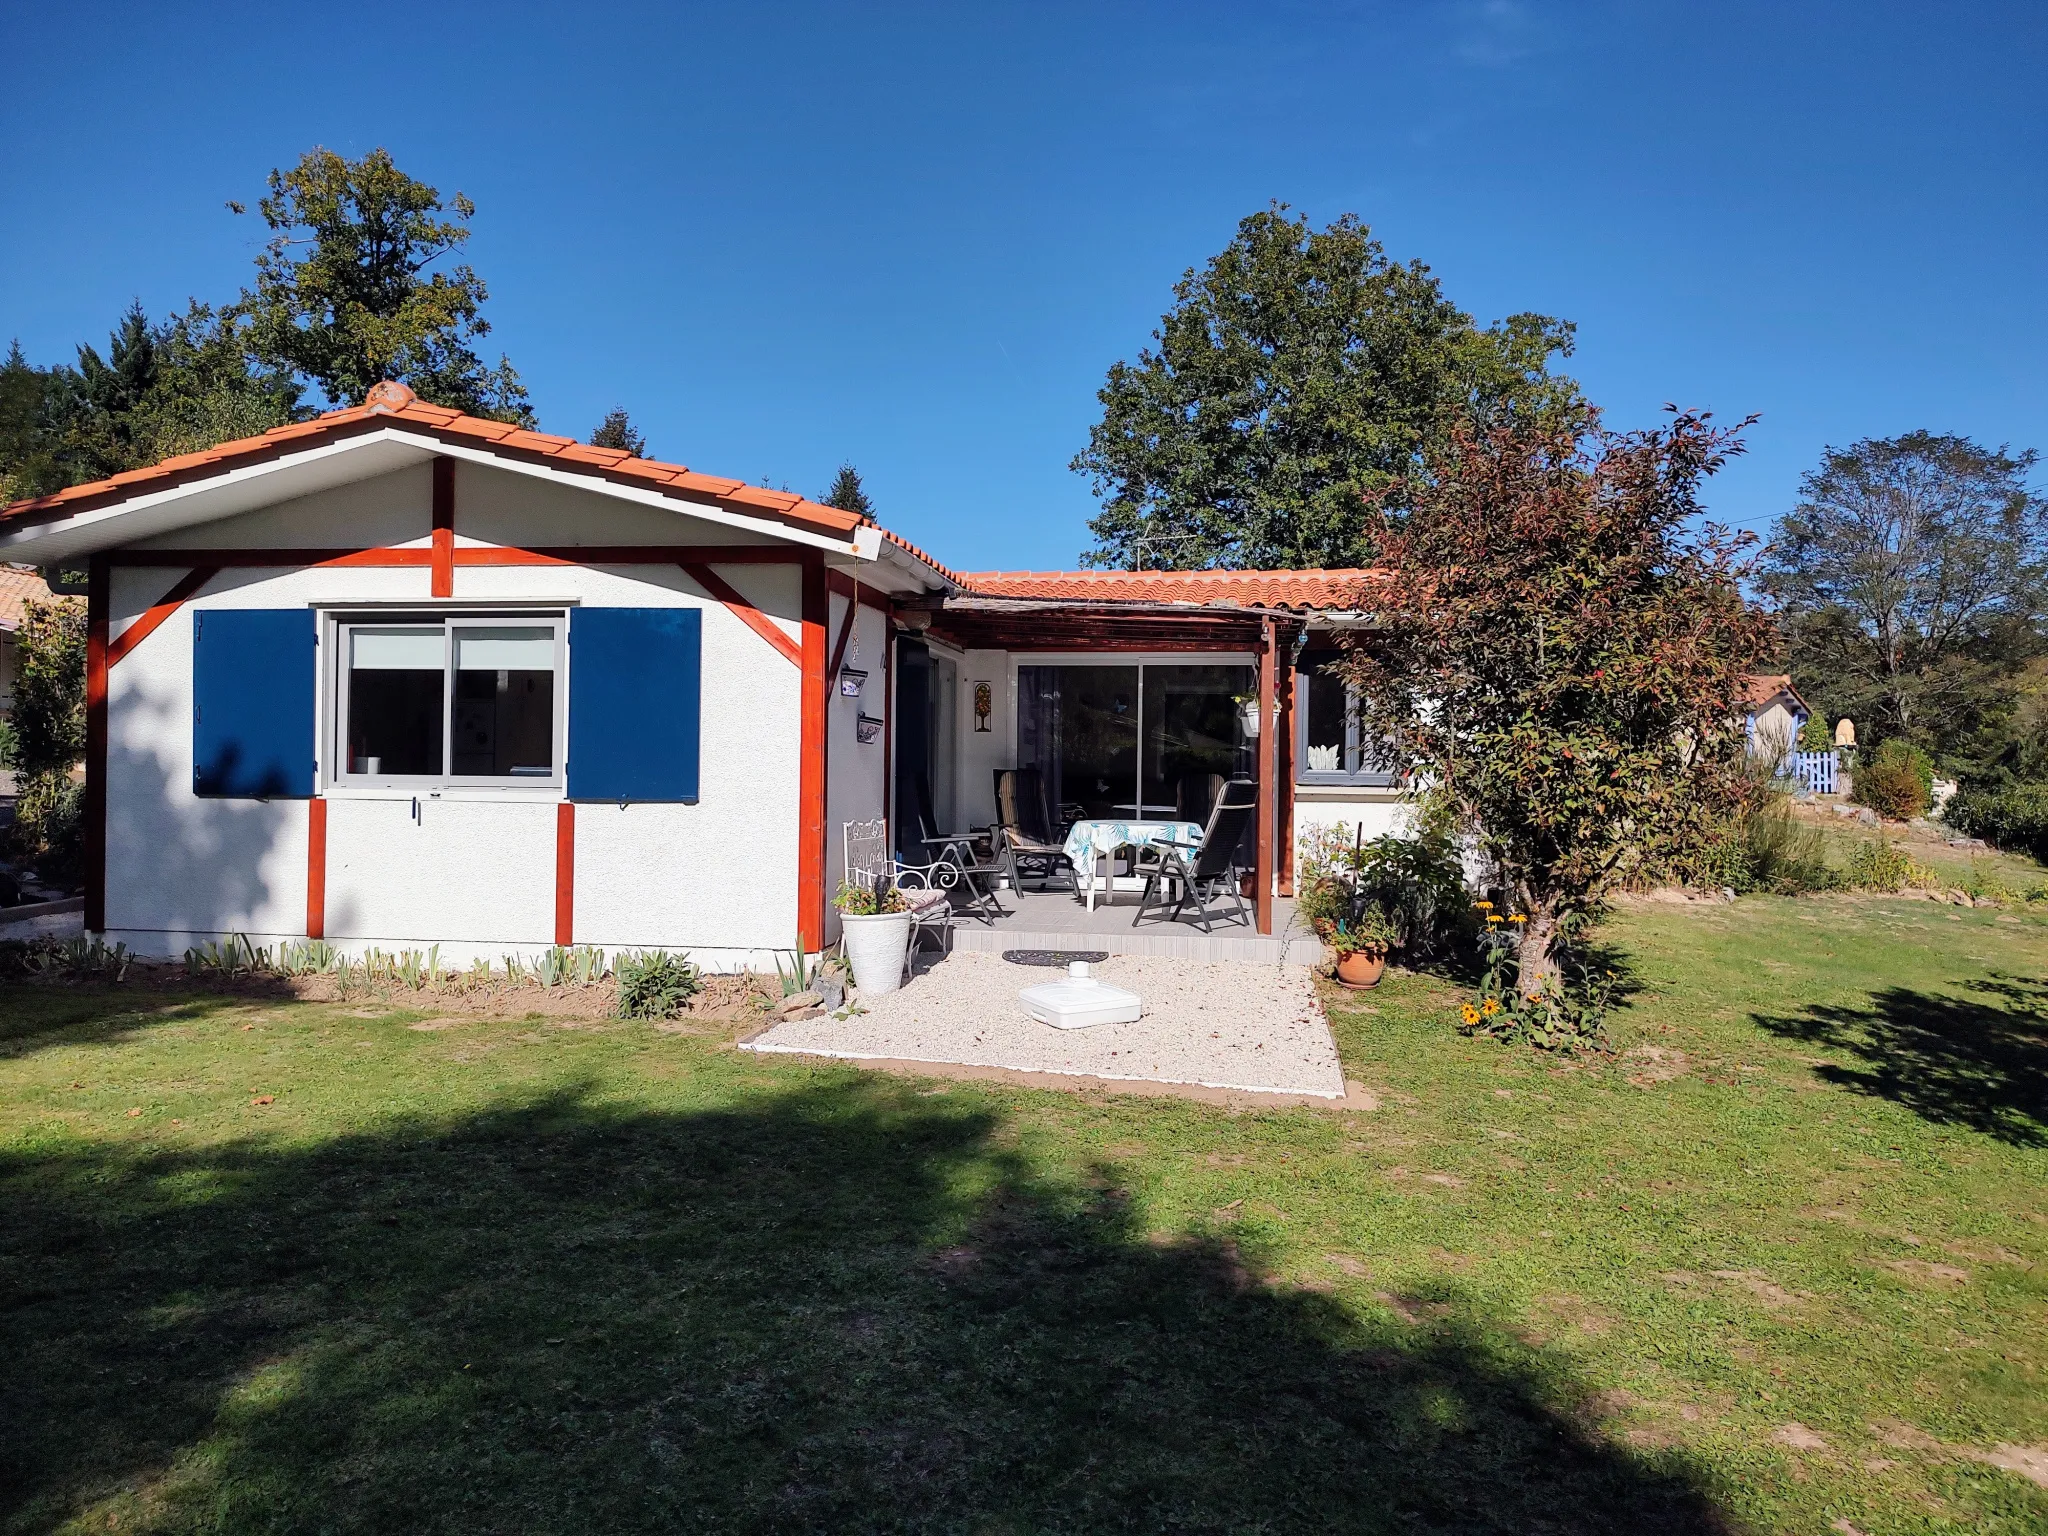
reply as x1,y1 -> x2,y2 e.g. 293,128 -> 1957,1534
1062,818 -> 1205,912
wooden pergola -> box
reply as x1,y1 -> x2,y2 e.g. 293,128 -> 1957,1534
899,593 -> 1310,934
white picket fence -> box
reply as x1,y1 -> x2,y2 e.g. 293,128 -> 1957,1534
1790,750 -> 1838,795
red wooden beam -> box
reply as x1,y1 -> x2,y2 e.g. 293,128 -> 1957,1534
681,562 -> 803,668
798,555 -> 829,954
306,798 -> 328,940
1255,617 -> 1276,936
826,568 -> 894,611
1279,662 -> 1301,898
111,544 -> 807,567
105,566 -> 220,669
554,802 -> 576,947
826,593 -> 860,681
431,456 -> 455,598
84,555 -> 110,934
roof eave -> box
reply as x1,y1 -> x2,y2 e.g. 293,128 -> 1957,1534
0,424 -> 873,565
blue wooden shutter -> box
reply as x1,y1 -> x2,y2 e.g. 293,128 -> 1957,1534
567,607 -> 702,802
192,608 -> 317,798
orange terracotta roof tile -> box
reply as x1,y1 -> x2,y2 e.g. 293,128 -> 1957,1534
957,567 -> 1386,611
0,565 -> 74,630
1739,674 -> 1807,711
0,383 -> 884,549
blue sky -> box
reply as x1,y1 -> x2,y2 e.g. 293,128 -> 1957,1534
3,1 -> 2042,571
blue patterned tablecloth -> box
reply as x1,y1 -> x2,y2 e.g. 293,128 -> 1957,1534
1061,819 -> 1205,893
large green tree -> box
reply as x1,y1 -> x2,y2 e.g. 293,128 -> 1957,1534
1073,206 -> 1582,570
1335,409 -> 1774,1003
239,147 -> 533,422
0,304 -> 300,502
1761,432 -> 2047,773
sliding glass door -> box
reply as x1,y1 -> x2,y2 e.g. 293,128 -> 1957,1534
1017,660 -> 1254,826
1017,664 -> 1138,822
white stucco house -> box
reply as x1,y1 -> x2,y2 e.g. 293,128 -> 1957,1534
0,381 -> 1396,966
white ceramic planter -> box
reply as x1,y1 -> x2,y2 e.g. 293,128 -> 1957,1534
1237,699 -> 1261,739
840,910 -> 913,995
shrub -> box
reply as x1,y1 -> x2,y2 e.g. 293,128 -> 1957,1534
1852,739 -> 1933,820
1944,781 -> 2048,862
5,597 -> 86,882
1296,809 -> 1472,961
615,949 -> 701,1019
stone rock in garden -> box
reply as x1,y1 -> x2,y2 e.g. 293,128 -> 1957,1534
776,990 -> 824,1016
1947,837 -> 1987,849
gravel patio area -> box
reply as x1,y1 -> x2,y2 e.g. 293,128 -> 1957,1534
743,951 -> 1345,1098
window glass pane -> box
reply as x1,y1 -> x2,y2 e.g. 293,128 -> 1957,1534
452,625 -> 555,777
1140,663 -> 1252,822
1016,665 -> 1137,823
347,627 -> 442,775
351,627 -> 446,670
455,629 -> 555,671
1304,664 -> 1347,772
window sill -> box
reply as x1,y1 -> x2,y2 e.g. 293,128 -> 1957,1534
1293,779 -> 1406,802
323,784 -> 566,804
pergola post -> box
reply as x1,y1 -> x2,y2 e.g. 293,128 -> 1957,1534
1256,617 -> 1277,936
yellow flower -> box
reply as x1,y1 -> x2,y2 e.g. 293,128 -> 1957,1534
1459,1003 -> 1480,1025
1480,997 -> 1501,1016
1476,901 -> 1494,910
1509,914 -> 1527,924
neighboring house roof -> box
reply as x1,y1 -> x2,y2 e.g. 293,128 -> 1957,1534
0,380 -> 870,549
0,564 -> 65,633
957,568 -> 1386,611
1739,673 -> 1810,715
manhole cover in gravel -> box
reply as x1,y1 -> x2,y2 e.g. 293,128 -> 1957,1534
1001,949 -> 1110,967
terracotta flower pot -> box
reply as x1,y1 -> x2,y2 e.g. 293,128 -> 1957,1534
1334,949 -> 1386,989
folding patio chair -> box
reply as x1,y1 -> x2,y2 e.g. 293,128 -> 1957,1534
993,768 -> 1078,893
1131,777 -> 1258,933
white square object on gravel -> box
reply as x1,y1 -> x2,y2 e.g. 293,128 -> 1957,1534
1019,962 -> 1142,1030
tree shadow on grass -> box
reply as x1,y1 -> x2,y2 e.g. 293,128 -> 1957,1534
1755,972 -> 2048,1147
0,983 -> 233,1062
2,1079 -> 1734,1533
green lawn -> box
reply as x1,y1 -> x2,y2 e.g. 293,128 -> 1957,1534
2,897 -> 2044,1534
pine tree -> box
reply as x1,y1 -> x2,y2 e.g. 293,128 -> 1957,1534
589,408 -> 646,457
821,463 -> 874,519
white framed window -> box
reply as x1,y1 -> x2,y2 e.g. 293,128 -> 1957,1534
1297,658 -> 1402,787
329,612 -> 566,791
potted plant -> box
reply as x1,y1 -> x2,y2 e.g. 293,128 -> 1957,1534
1233,692 -> 1262,739
1319,901 -> 1399,989
834,876 -> 912,996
